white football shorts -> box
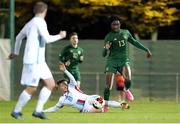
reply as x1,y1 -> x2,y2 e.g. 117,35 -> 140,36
81,95 -> 102,112
21,63 -> 53,87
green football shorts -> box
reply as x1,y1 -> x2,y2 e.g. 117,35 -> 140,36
105,60 -> 130,73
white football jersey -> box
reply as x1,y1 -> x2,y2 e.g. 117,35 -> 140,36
57,84 -> 89,111
55,70 -> 89,111
14,16 -> 61,64
43,70 -> 105,113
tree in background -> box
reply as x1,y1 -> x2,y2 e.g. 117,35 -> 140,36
63,0 -> 180,41
13,0 -> 180,40
0,0 -> 10,38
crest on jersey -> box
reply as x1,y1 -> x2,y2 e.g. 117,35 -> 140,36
123,35 -> 128,40
114,38 -> 117,41
78,51 -> 81,55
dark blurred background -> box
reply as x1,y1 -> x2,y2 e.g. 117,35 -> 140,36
12,0 -> 180,40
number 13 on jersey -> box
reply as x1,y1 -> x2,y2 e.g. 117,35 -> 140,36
118,40 -> 125,47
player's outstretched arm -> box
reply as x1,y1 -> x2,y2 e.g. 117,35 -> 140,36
127,30 -> 152,55
44,96 -> 65,113
59,64 -> 77,86
102,47 -> 108,57
79,55 -> 84,63
37,20 -> 66,43
59,31 -> 66,39
59,63 -> 66,72
146,49 -> 152,58
8,53 -> 18,59
8,28 -> 26,59
102,43 -> 111,57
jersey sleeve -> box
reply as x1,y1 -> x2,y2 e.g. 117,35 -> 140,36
43,96 -> 65,113
104,34 -> 111,43
14,27 -> 26,55
127,30 -> 149,52
102,34 -> 110,57
37,20 -> 62,43
79,48 -> 84,63
59,47 -> 67,63
64,69 -> 78,86
80,48 -> 84,56
102,47 -> 108,57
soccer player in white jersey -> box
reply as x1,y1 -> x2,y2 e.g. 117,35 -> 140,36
8,1 -> 66,119
43,64 -> 129,113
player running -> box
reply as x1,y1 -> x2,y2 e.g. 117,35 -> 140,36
103,15 -> 152,111
59,32 -> 84,88
9,1 -> 66,119
43,64 -> 129,113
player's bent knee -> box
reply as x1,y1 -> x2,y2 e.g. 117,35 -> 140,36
47,84 -> 55,91
44,78 -> 56,90
25,86 -> 37,95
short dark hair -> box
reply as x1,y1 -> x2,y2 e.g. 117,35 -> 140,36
69,32 -> 78,39
57,79 -> 68,85
33,1 -> 48,14
109,15 -> 120,24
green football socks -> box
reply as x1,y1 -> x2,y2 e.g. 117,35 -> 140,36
104,88 -> 110,101
125,80 -> 131,89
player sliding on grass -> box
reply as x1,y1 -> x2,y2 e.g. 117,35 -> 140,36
103,15 -> 152,111
43,64 -> 129,113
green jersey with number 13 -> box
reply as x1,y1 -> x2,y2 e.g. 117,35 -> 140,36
104,29 -> 149,61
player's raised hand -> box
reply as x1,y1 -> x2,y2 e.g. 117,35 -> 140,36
79,56 -> 84,62
59,63 -> 66,72
8,53 -> 18,60
146,50 -> 152,59
59,31 -> 66,39
65,60 -> 70,66
104,42 -> 112,50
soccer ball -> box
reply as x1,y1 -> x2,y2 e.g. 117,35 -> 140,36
115,74 -> 125,90
92,96 -> 105,109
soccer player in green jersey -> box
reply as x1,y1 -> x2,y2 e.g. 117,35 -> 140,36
59,32 -> 84,88
102,15 -> 152,111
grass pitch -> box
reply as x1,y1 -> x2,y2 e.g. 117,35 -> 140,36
0,100 -> 180,123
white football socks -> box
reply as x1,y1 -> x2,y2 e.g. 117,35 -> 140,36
14,90 -> 31,113
107,101 -> 121,108
35,87 -> 51,112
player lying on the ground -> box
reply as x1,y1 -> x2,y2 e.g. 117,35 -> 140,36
43,64 -> 129,113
